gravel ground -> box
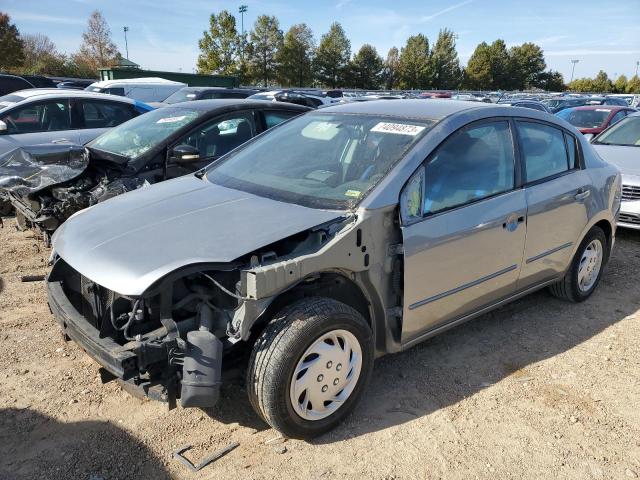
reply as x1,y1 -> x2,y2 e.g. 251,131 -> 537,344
1,217 -> 639,480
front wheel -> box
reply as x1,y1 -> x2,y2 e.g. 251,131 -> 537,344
549,226 -> 608,302
247,297 -> 374,439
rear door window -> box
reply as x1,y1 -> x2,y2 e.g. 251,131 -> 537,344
517,121 -> 572,183
80,100 -> 137,129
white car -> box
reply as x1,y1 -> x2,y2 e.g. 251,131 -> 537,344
85,78 -> 186,103
0,89 -> 153,157
591,112 -> 640,229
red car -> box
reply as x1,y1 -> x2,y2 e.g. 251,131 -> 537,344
556,105 -> 637,136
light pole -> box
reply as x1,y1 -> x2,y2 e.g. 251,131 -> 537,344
123,26 -> 130,59
570,59 -> 579,83
239,5 -> 248,58
636,60 -> 639,78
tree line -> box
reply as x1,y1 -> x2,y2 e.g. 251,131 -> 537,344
0,11 -> 120,78
1,9 -> 639,93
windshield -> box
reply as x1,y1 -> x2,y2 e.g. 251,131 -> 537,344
593,116 -> 640,147
88,106 -> 202,159
164,89 -> 198,104
557,108 -> 611,129
206,113 -> 433,209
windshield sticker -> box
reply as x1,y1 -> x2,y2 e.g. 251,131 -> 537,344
371,122 -> 426,136
345,189 -> 362,198
156,115 -> 188,124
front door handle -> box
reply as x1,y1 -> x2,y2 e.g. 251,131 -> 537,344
575,188 -> 591,201
503,214 -> 525,231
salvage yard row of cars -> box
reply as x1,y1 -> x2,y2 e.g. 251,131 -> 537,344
0,80 -> 636,439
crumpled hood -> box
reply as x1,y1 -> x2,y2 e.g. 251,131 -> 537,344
593,144 -> 640,177
52,175 -> 343,296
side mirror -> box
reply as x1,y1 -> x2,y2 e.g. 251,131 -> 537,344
171,144 -> 200,163
0,120 -> 7,133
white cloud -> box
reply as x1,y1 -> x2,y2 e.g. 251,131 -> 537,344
10,12 -> 86,25
419,0 -> 474,22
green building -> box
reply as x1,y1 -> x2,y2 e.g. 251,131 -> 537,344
98,58 -> 239,88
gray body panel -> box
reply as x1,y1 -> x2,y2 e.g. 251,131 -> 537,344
401,190 -> 527,344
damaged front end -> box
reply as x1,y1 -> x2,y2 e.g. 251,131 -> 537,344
0,145 -> 146,241
47,215 -> 361,409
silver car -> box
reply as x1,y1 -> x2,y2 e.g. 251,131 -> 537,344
47,100 -> 620,439
0,89 -> 153,156
591,112 -> 640,229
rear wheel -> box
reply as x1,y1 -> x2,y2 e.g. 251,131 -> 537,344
247,297 -> 373,439
549,226 -> 608,302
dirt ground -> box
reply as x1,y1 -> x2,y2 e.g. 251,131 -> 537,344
0,216 -> 639,480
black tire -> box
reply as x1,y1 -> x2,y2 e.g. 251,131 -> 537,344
246,297 -> 374,439
549,226 -> 609,302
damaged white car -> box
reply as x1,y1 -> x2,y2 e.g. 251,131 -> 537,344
48,100 -> 620,438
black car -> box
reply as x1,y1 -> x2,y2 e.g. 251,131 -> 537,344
55,79 -> 96,90
1,99 -> 310,242
0,74 -> 34,96
20,75 -> 57,89
163,87 -> 260,105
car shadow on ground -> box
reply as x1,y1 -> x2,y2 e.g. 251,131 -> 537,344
206,230 -> 640,442
0,408 -> 170,480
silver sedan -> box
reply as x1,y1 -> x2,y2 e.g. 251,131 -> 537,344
48,100 -> 620,438
591,112 -> 640,229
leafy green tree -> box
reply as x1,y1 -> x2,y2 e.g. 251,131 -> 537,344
567,77 -> 595,92
464,42 -> 492,89
486,39 -> 512,89
430,29 -> 461,89
626,75 -> 640,94
73,10 -> 120,74
314,22 -> 351,88
382,47 -> 399,90
0,12 -> 24,71
347,44 -> 383,89
465,39 -> 514,90
614,74 -> 628,93
509,42 -> 546,89
197,10 -> 241,76
276,23 -> 315,87
537,70 -> 565,91
593,70 -> 614,92
397,34 -> 431,89
247,15 -> 283,87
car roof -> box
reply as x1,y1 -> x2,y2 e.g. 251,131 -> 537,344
569,105 -> 629,111
319,99 -> 492,121
164,98 -> 312,112
89,77 -> 186,87
1,89 -> 138,104
179,86 -> 257,92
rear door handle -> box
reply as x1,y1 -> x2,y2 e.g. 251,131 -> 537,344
575,188 -> 591,201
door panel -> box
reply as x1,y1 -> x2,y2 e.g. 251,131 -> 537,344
401,189 -> 527,344
518,170 -> 592,287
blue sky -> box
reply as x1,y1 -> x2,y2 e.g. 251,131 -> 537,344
5,0 -> 640,81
